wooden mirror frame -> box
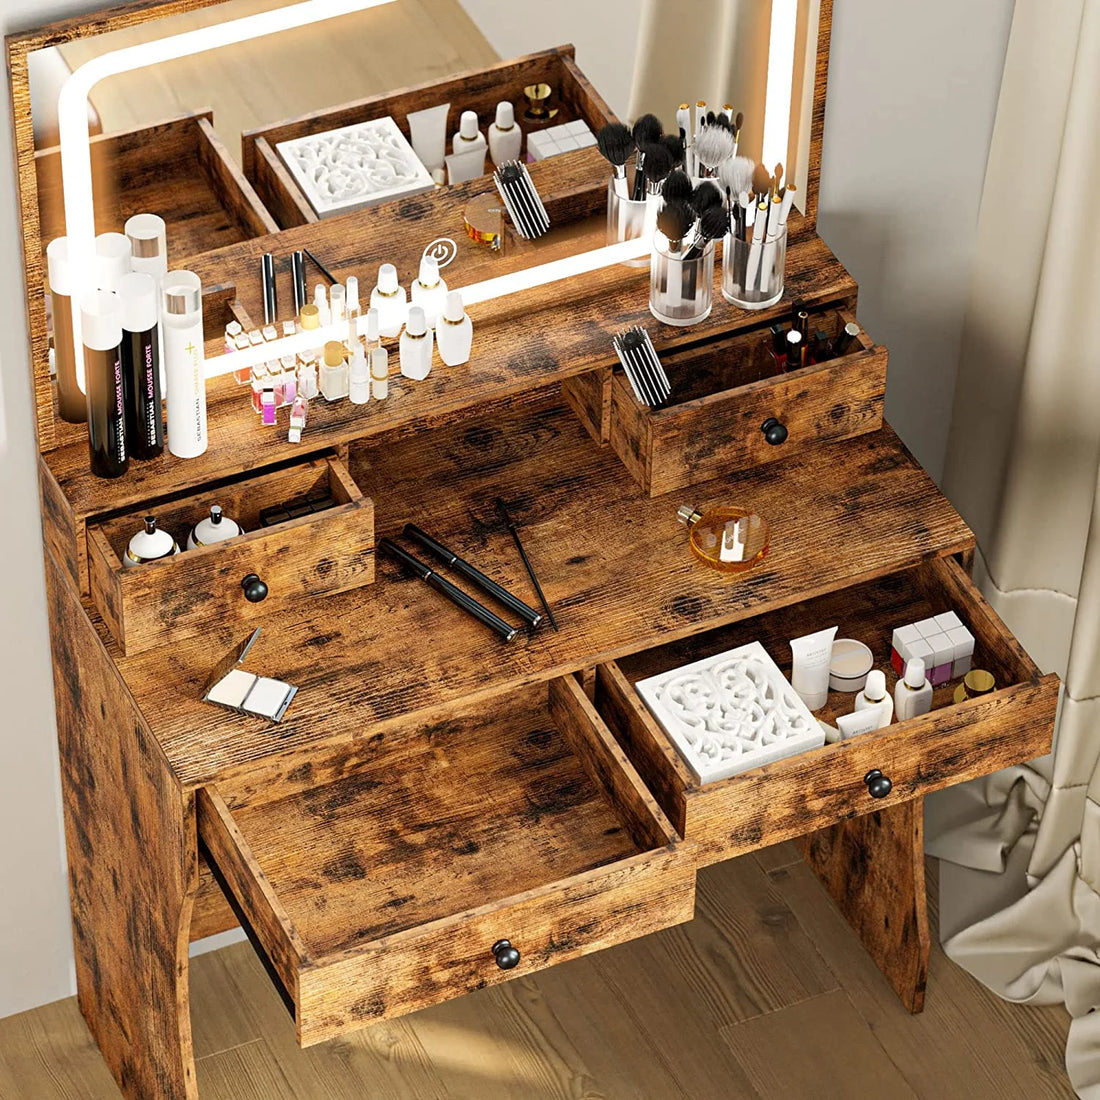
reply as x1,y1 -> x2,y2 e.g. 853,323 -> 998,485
6,0 -> 832,455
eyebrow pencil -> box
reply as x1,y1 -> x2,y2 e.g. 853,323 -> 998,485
402,523 -> 542,628
261,252 -> 277,325
495,499 -> 558,632
378,538 -> 518,642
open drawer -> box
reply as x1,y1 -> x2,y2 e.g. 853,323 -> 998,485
87,455 -> 373,655
595,556 -> 1058,866
606,307 -> 886,497
197,676 -> 694,1045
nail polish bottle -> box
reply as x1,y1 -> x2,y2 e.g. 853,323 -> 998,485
436,290 -> 473,366
854,669 -> 894,728
329,282 -> 346,323
400,306 -> 433,380
280,355 -> 298,407
488,101 -> 522,166
453,109 -> 486,156
346,276 -> 361,346
320,340 -> 349,401
250,364 -> 267,414
410,253 -> 448,327
288,395 -> 308,443
894,658 -> 933,721
364,307 -> 380,354
371,346 -> 389,400
188,505 -> 243,550
370,264 -> 407,338
261,387 -> 277,426
314,283 -> 331,327
348,342 -> 370,404
224,320 -> 242,355
124,516 -> 179,567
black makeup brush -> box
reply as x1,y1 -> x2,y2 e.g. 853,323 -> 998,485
596,122 -> 633,199
656,201 -> 695,250
662,168 -> 694,203
660,131 -> 685,167
641,142 -> 674,197
690,181 -> 723,216
693,125 -> 737,177
683,205 -> 728,260
630,113 -> 663,200
710,112 -> 732,131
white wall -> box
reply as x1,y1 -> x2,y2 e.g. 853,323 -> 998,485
0,0 -> 1014,1019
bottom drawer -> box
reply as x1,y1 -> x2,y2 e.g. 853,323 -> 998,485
198,676 -> 694,1046
595,556 -> 1058,865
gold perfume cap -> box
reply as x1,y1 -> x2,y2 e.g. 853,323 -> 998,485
299,304 -> 320,330
323,341 -> 345,367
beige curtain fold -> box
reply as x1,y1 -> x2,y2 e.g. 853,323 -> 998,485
930,0 -> 1100,1092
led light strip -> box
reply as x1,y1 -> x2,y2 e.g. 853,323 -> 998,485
761,0 -> 797,173
57,0 -> 398,392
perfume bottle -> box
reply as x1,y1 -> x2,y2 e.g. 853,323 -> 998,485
677,504 -> 770,573
410,253 -> 448,327
124,516 -> 179,567
187,505 -> 243,550
400,306 -> 433,380
436,290 -> 472,366
320,340 -> 349,401
370,263 -> 406,338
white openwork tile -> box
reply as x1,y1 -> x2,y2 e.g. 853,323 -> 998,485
635,641 -> 824,784
276,116 -> 434,218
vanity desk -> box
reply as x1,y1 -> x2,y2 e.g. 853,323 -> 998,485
7,5 -> 1058,1098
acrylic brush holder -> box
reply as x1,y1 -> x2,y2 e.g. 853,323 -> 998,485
606,176 -> 649,268
649,236 -> 714,327
723,223 -> 786,310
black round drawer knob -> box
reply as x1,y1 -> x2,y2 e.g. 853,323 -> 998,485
491,939 -> 520,970
864,769 -> 892,799
241,573 -> 269,603
761,417 -> 789,445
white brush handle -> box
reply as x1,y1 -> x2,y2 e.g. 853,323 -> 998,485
745,201 -> 769,289
778,185 -> 797,229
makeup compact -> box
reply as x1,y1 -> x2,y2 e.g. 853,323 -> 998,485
202,628 -> 297,723
828,638 -> 873,692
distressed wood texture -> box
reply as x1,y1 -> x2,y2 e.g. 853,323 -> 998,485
561,366 -> 612,446
104,403 -> 974,790
86,456 -> 374,655
796,799 -> 931,1014
43,551 -> 199,1100
197,678 -> 694,1045
43,196 -> 854,527
610,306 -> 885,497
598,555 -> 1058,864
240,46 -> 618,228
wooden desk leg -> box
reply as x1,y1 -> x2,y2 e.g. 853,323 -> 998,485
45,554 -> 200,1099
796,798 -> 930,1013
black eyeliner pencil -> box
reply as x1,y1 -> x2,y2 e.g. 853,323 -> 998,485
261,252 -> 277,325
403,523 -> 542,628
303,247 -> 337,286
378,538 -> 518,642
495,499 -> 559,632
291,250 -> 307,314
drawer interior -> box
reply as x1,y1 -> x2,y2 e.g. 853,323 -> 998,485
199,677 -> 690,1042
598,556 -> 1052,843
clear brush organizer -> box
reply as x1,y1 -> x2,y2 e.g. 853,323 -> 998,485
722,224 -> 787,309
606,177 -> 649,268
649,238 -> 715,326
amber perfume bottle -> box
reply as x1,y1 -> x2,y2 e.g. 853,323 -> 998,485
677,504 -> 770,573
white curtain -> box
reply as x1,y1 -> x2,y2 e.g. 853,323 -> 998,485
926,0 -> 1100,1093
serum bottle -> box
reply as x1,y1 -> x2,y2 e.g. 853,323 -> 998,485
894,658 -> 934,721
400,306 -> 433,380
488,101 -> 523,166
348,342 -> 371,404
453,109 -> 486,155
410,253 -> 448,327
370,263 -> 407,338
82,290 -> 128,479
161,270 -> 208,459
320,340 -> 349,401
435,290 -> 473,366
371,346 -> 389,400
118,272 -> 164,460
854,669 -> 894,728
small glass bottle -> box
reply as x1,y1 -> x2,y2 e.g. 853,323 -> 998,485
400,306 -> 433,380
320,340 -> 349,401
410,253 -> 448,327
224,319 -> 243,354
371,346 -> 389,400
348,343 -> 370,405
436,290 -> 472,366
370,263 -> 407,338
677,504 -> 769,573
250,364 -> 268,414
288,395 -> 308,443
280,355 -> 298,407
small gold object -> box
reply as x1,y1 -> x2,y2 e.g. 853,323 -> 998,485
523,82 -> 558,122
953,669 -> 996,704
677,504 -> 769,574
463,193 -> 507,254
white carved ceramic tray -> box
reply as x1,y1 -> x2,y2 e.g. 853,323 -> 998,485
635,641 -> 825,784
277,116 -> 435,218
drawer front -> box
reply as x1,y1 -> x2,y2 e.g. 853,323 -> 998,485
87,457 -> 373,655
596,556 -> 1059,866
610,310 -> 886,498
197,677 -> 695,1046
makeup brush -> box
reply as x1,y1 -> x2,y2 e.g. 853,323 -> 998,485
710,112 -> 732,131
641,142 -> 674,196
684,205 -> 728,260
718,156 -> 756,237
630,113 -> 663,201
677,103 -> 693,173
657,199 -> 696,300
661,131 -> 685,168
662,168 -> 694,203
689,181 -> 723,216
752,162 -> 772,202
693,125 -> 737,176
596,122 -> 633,199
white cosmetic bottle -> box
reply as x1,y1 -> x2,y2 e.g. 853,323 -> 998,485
453,109 -> 486,156
370,263 -> 407,338
894,658 -> 934,721
161,270 -> 207,459
348,342 -> 371,404
410,253 -> 448,327
400,306 -> 433,380
854,669 -> 893,728
488,101 -> 522,165
436,291 -> 473,366
371,346 -> 389,399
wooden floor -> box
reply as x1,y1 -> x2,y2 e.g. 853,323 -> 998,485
0,848 -> 1072,1099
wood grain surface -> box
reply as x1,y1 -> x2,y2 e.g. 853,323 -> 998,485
96,402 -> 974,790
44,551 -> 200,1100
602,556 -> 1058,865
